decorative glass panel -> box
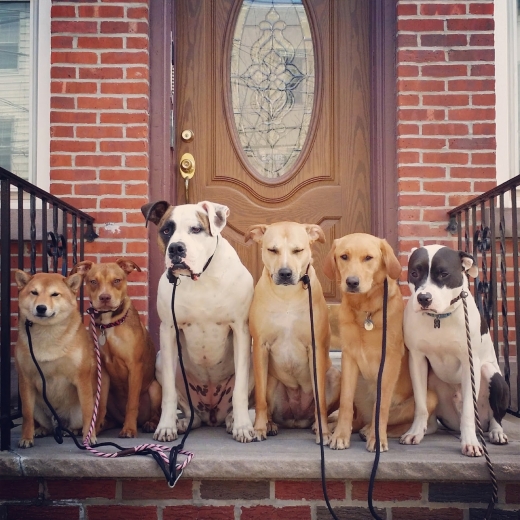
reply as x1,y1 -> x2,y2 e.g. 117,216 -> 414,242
230,0 -> 315,179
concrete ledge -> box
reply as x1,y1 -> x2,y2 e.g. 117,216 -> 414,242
1,416 -> 519,482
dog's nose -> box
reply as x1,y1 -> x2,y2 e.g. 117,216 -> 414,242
417,292 -> 433,308
346,276 -> 359,290
99,293 -> 112,303
35,305 -> 47,315
278,268 -> 293,283
168,241 -> 187,258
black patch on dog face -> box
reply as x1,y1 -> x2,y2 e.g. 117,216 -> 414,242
489,372 -> 509,424
159,220 -> 175,249
408,247 -> 429,291
429,247 -> 464,289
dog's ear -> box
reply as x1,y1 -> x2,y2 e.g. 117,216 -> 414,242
459,251 -> 478,278
141,200 -> 171,227
116,258 -> 142,274
198,201 -> 229,236
381,239 -> 402,280
66,273 -> 84,294
71,261 -> 93,277
14,270 -> 32,290
304,224 -> 326,244
245,224 -> 268,244
322,241 -> 338,281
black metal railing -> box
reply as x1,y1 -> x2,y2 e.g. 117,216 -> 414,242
448,174 -> 520,417
0,167 -> 97,450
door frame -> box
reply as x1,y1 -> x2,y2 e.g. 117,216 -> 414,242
147,0 -> 397,345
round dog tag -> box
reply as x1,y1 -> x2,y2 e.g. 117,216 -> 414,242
364,317 -> 374,331
98,330 -> 106,346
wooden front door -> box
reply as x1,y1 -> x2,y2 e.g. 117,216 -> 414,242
172,0 -> 371,301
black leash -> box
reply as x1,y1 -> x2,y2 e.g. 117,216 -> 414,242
302,271 -> 388,520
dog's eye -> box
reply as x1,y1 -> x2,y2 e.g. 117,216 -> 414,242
340,254 -> 348,261
113,279 -> 121,284
409,270 -> 418,279
191,226 -> 202,234
51,292 -> 59,297
90,279 -> 98,286
30,290 -> 38,296
438,272 -> 448,279
267,248 -> 278,254
161,227 -> 171,236
293,249 -> 303,254
364,255 -> 373,261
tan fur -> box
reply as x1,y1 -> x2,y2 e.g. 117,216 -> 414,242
71,258 -> 161,438
247,222 -> 341,443
14,271 -> 100,448
323,233 -> 437,451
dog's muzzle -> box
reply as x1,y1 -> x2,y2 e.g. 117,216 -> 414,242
345,276 -> 360,293
274,268 -> 296,286
417,292 -> 433,309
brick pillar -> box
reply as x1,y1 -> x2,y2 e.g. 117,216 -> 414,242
49,1 -> 150,320
396,0 -> 496,285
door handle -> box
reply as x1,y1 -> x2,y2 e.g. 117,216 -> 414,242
180,153 -> 195,203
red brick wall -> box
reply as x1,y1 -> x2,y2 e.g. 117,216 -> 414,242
396,0 -> 497,288
49,0 -> 150,321
1,478 -> 519,519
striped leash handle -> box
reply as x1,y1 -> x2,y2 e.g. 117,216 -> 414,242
83,310 -> 194,471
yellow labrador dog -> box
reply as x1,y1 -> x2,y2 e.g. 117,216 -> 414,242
246,222 -> 340,444
323,233 -> 437,452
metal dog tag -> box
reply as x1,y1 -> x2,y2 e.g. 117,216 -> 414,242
98,330 -> 106,346
434,318 -> 440,329
364,317 -> 374,331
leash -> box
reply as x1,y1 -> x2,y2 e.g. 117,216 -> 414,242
302,270 -> 387,520
460,290 -> 498,519
24,318 -> 193,486
24,267 -> 197,487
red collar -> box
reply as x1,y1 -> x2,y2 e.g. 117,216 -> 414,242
86,306 -> 129,330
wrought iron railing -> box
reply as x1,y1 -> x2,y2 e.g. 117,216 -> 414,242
0,167 -> 97,450
448,174 -> 520,417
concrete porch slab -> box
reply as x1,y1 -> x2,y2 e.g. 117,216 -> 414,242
1,416 -> 519,482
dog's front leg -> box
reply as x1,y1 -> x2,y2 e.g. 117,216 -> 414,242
76,364 -> 97,445
460,357 -> 483,457
18,368 -> 37,448
119,362 -> 143,438
231,322 -> 255,443
330,353 -> 359,449
154,321 -> 179,441
253,337 -> 271,441
400,351 -> 430,446
308,340 -> 331,445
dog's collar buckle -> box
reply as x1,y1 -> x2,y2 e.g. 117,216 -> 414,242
450,290 -> 468,306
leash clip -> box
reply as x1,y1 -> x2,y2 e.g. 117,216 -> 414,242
300,274 -> 310,289
167,268 -> 181,286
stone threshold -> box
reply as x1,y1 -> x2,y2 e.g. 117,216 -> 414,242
1,416 -> 519,482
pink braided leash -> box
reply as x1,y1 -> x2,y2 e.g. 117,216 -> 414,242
84,308 -> 194,479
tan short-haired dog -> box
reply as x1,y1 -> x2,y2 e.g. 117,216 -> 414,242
72,258 -> 161,438
323,233 -> 437,451
14,271 -> 99,448
247,222 -> 340,444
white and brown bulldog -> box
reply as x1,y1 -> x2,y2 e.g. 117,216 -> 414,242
141,200 -> 255,443
401,245 -> 509,456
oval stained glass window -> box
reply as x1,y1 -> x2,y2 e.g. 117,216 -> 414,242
230,0 -> 315,179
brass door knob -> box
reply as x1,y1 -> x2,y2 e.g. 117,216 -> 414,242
181,129 -> 194,142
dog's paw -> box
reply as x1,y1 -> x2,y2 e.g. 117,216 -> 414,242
462,442 -> 483,457
153,425 -> 178,442
400,424 -> 426,445
34,426 -> 51,438
118,427 -> 137,438
489,428 -> 508,445
233,424 -> 255,443
316,431 -> 332,446
329,431 -> 350,450
366,435 -> 389,453
84,433 -> 97,446
141,420 -> 158,434
18,438 -> 34,448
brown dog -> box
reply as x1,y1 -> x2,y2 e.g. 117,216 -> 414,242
323,233 -> 437,451
14,271 -> 99,448
247,222 -> 340,443
72,258 -> 161,438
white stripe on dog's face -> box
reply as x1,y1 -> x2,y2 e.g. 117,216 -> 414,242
407,245 -> 470,314
158,204 -> 220,277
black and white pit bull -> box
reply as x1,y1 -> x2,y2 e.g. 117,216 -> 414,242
400,245 -> 509,456
141,200 -> 255,443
